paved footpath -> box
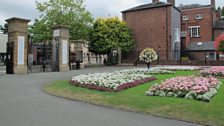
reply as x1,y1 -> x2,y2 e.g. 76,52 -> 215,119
0,67 -> 203,126
0,66 -> 5,75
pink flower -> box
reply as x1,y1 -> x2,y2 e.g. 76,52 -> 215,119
149,76 -> 219,94
201,66 -> 224,76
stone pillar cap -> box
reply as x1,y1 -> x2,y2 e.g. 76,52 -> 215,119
6,17 -> 30,23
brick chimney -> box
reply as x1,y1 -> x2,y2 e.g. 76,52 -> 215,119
167,0 -> 175,6
152,0 -> 159,3
211,0 -> 216,9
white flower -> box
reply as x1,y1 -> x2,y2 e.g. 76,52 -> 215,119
71,68 -> 154,90
139,48 -> 158,63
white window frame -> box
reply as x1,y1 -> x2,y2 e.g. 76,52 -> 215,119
188,26 -> 200,38
195,13 -> 203,19
182,15 -> 189,21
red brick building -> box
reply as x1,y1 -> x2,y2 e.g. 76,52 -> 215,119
122,0 -> 224,63
179,0 -> 223,61
122,0 -> 181,62
180,5 -> 215,42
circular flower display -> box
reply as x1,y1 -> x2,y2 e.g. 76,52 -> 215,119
139,48 -> 158,63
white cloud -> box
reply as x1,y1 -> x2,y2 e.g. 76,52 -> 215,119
110,0 -> 144,17
85,0 -> 143,18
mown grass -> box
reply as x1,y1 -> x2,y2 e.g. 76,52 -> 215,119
43,71 -> 224,126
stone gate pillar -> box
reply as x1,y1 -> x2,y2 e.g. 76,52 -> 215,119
6,17 -> 30,74
52,25 -> 70,72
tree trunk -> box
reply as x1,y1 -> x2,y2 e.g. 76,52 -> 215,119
147,62 -> 150,69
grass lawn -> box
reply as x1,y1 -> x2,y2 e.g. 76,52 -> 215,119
43,71 -> 224,126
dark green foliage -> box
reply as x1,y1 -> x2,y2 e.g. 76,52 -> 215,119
89,17 -> 134,54
29,19 -> 51,42
104,53 -> 118,66
218,40 -> 224,52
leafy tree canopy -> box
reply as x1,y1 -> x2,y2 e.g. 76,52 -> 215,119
29,19 -> 51,42
89,17 -> 134,54
30,0 -> 93,42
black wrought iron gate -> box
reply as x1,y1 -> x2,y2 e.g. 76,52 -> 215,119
6,42 -> 14,74
28,42 -> 59,73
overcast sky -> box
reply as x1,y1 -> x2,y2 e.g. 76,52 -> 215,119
0,0 -> 223,25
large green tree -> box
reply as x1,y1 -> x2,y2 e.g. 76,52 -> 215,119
89,17 -> 134,54
29,19 -> 51,42
30,0 -> 93,42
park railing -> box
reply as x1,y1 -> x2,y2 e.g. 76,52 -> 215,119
121,50 -> 224,66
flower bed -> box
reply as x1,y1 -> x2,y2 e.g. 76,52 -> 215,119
70,70 -> 156,92
146,76 -> 222,102
119,68 -> 175,75
157,66 -> 200,71
201,66 -> 224,77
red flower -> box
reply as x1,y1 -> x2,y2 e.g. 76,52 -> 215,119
214,34 -> 224,52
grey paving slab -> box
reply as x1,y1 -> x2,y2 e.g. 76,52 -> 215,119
0,67 -> 203,126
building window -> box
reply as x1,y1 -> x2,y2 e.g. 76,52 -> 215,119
195,13 -> 203,19
189,26 -> 200,37
182,15 -> 189,21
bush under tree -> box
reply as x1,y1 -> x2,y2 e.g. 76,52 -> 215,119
89,17 -> 134,55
